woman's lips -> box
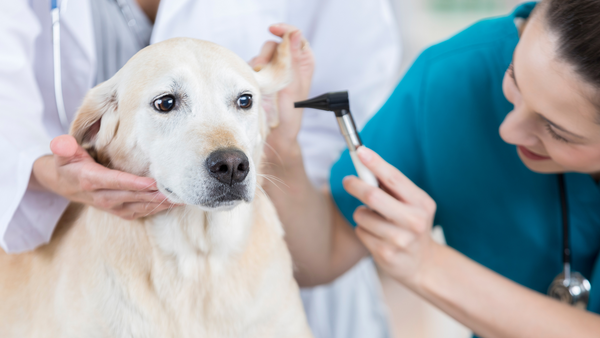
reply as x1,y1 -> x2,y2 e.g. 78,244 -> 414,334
518,146 -> 551,161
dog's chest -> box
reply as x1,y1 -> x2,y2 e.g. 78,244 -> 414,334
97,214 -> 294,337
98,247 -> 293,338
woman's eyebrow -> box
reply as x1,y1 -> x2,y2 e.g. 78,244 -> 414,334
539,114 -> 586,139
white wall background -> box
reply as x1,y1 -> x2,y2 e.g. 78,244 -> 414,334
380,1 -> 527,337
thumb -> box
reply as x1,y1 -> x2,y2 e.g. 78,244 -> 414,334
50,135 -> 91,166
250,40 -> 277,71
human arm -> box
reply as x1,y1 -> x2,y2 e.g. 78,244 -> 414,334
251,24 -> 369,286
262,141 -> 369,287
345,146 -> 600,338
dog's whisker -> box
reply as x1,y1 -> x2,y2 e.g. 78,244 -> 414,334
165,204 -> 175,217
137,180 -> 159,192
260,174 -> 287,185
260,161 -> 279,168
257,174 -> 289,189
263,142 -> 284,167
144,194 -> 171,217
257,174 -> 287,194
257,185 -> 270,200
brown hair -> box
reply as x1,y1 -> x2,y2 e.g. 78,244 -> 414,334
541,0 -> 600,89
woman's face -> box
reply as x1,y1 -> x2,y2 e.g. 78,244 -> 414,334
499,13 -> 600,176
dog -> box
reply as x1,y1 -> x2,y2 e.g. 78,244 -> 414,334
0,34 -> 313,338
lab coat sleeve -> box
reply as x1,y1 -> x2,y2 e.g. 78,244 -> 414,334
0,1 -> 70,253
287,0 -> 401,186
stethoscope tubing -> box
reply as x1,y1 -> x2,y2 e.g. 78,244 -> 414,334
558,174 -> 572,281
51,0 -> 70,133
51,0 -> 139,134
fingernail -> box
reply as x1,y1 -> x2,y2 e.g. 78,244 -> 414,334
357,147 -> 373,163
292,32 -> 301,50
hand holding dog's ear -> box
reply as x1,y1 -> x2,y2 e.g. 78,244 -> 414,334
251,23 -> 315,162
30,135 -> 178,221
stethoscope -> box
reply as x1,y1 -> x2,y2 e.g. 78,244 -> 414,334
51,0 -> 70,133
547,174 -> 591,309
51,0 -> 140,133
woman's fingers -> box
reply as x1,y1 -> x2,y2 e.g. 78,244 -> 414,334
92,190 -> 168,210
355,225 -> 397,264
79,163 -> 158,192
249,41 -> 278,71
268,23 -> 300,37
356,147 -> 430,207
343,175 -> 424,232
354,206 -> 417,248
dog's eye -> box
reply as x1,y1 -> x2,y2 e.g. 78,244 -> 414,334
237,94 -> 253,109
153,95 -> 175,113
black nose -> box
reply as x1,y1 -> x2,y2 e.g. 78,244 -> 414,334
206,148 -> 250,186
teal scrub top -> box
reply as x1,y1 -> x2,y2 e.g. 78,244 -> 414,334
330,1 -> 600,316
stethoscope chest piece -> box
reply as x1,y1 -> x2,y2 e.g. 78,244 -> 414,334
548,271 -> 591,309
547,174 -> 591,309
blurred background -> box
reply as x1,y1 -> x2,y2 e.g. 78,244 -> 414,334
381,1 -> 526,337
392,0 -> 526,75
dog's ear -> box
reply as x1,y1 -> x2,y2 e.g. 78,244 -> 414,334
70,80 -> 120,165
253,33 -> 293,128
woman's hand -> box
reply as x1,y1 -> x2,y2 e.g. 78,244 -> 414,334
344,147 -> 600,338
250,23 -> 315,163
31,135 -> 178,220
342,146 -> 439,287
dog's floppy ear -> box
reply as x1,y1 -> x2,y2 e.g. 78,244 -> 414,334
70,80 -> 120,165
253,33 -> 293,128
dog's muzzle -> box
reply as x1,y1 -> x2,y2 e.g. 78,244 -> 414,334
205,148 -> 250,205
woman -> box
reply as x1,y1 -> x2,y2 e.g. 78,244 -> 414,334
262,0 -> 600,336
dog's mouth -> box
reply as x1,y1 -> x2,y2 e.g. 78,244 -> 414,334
201,183 -> 250,208
160,181 -> 251,210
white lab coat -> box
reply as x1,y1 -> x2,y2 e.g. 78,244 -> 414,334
1,0 -> 399,336
0,0 -> 96,253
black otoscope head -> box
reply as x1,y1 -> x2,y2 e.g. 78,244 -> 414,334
294,91 -> 349,117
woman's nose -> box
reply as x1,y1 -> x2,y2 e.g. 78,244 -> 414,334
499,108 -> 540,147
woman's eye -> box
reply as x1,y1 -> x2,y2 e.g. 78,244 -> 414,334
545,123 -> 570,143
237,94 -> 253,109
153,95 -> 176,113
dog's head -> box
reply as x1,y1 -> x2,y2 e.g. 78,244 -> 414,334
71,37 -> 292,211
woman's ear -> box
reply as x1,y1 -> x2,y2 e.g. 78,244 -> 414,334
70,80 -> 120,164
253,32 -> 293,128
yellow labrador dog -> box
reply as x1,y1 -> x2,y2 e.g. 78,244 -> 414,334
0,35 -> 313,338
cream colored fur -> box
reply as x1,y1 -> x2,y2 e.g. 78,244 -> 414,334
0,36 -> 313,338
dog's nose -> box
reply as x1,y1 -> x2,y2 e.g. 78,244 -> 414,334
206,149 -> 250,186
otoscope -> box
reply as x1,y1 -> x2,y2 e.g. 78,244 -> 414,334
295,91 -> 378,187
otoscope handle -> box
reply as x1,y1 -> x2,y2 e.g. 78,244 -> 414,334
335,113 -> 378,187
350,149 -> 378,187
